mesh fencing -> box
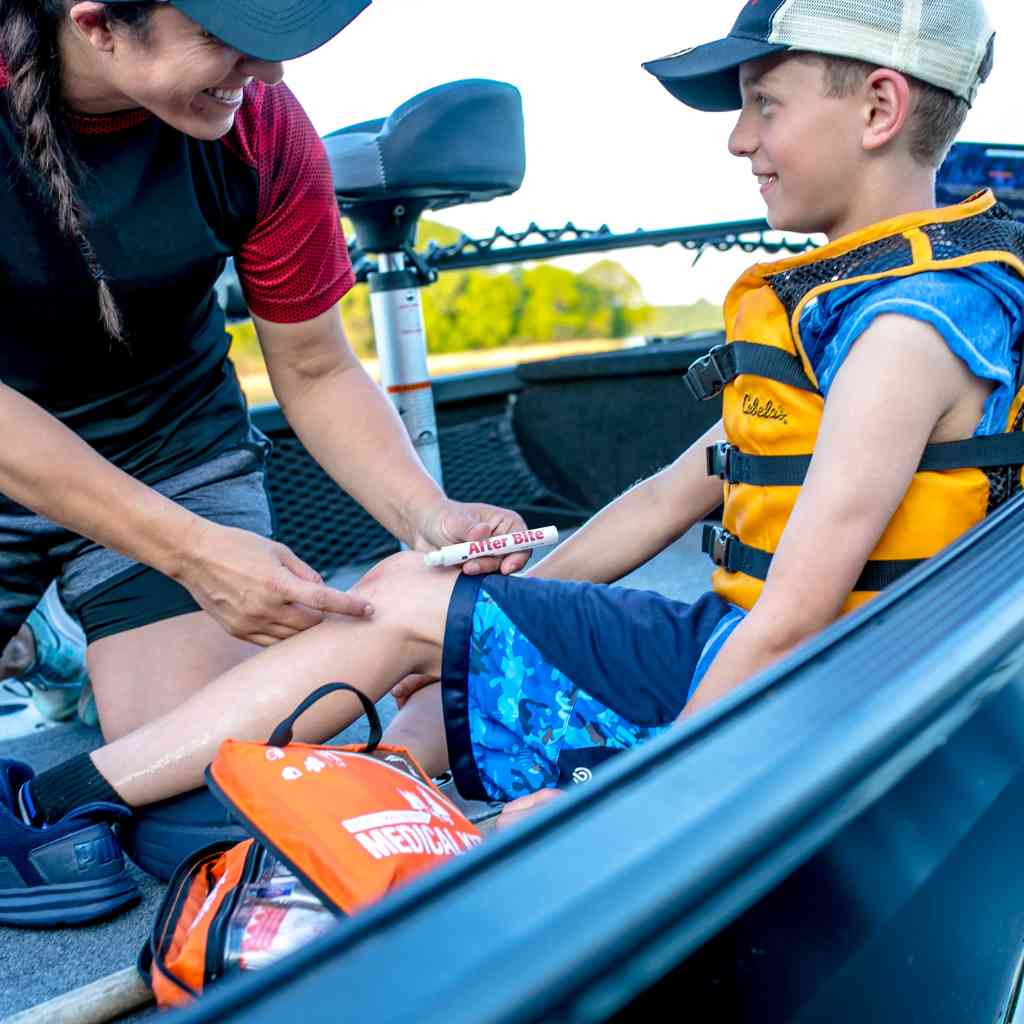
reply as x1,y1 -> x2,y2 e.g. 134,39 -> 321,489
263,410 -> 571,574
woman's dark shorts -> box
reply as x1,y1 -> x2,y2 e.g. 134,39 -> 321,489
440,572 -> 737,803
0,442 -> 274,648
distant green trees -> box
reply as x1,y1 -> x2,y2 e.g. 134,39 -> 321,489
338,219 -> 657,358
228,217 -> 724,375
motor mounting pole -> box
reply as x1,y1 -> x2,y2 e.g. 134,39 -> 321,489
367,251 -> 443,488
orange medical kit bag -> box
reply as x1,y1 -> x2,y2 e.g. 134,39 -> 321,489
140,683 -> 482,1008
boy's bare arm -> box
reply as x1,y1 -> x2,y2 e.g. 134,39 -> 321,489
682,313 -> 990,719
527,419 -> 727,584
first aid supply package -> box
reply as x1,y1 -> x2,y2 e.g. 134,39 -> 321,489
139,683 -> 482,1008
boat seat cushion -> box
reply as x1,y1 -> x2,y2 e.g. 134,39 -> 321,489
324,79 -> 525,210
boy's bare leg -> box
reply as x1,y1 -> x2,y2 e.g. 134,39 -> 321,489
89,552 -> 459,807
382,683 -> 448,777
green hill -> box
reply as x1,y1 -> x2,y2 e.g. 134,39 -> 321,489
645,300 -> 725,337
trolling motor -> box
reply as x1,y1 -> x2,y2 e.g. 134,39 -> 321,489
323,80 -> 526,485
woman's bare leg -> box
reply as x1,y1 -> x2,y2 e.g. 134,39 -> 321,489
87,612 -> 258,741
89,552 -> 459,806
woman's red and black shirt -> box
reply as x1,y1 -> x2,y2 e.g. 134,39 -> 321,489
0,63 -> 355,511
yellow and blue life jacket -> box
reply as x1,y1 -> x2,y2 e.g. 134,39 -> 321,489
684,190 -> 1024,614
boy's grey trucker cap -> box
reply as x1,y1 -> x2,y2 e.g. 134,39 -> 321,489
102,0 -> 370,62
643,0 -> 995,112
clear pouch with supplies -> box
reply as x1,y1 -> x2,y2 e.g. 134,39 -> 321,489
222,853 -> 335,972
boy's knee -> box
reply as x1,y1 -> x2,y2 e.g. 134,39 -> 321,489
350,551 -> 458,647
351,551 -> 427,602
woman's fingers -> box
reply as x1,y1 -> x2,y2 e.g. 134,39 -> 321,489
268,601 -> 324,634
498,551 -> 531,575
281,575 -> 374,618
460,555 -> 504,575
247,633 -> 281,648
277,547 -> 325,585
184,525 -> 376,642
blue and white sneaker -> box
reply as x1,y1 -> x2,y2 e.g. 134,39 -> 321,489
0,760 -> 139,927
1,587 -> 90,735
23,586 -> 90,723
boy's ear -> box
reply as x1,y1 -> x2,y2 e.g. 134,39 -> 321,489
861,68 -> 914,155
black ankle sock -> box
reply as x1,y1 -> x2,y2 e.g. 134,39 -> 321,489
28,753 -> 128,825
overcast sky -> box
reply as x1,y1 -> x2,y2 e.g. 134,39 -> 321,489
284,0 -> 1024,306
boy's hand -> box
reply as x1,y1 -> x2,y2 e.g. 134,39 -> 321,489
494,787 -> 565,830
683,312 -> 993,718
391,672 -> 438,708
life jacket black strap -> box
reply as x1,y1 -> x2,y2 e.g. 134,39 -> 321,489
706,443 -> 810,486
683,342 -> 818,402
707,434 -> 1024,486
701,524 -> 925,592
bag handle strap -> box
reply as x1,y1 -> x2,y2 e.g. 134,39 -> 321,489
267,682 -> 382,753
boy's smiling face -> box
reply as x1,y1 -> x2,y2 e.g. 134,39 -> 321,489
730,54 -> 869,239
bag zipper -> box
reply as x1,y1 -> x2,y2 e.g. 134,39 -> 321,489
203,840 -> 268,984
144,840 -> 239,1000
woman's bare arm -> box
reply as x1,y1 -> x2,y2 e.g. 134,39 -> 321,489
0,381 -> 369,643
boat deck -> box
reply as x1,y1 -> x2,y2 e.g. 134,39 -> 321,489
0,525 -> 711,1020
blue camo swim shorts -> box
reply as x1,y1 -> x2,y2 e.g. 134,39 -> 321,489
440,573 -> 734,802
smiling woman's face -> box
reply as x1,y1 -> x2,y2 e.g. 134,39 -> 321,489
66,4 -> 285,140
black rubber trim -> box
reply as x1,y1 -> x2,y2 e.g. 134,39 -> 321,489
367,270 -> 419,293
143,841 -> 240,1002
170,493 -> 1024,1024
203,843 -> 266,985
439,573 -> 491,803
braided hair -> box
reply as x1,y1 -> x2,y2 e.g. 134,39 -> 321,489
0,1 -> 154,343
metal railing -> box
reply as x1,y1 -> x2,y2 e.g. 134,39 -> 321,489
347,217 -> 817,285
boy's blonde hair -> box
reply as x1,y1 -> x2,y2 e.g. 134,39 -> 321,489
808,54 -> 969,169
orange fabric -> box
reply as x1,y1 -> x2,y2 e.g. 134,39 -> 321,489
152,840 -> 257,1009
149,742 -> 481,1009
208,742 -> 481,914
713,191 -> 1023,613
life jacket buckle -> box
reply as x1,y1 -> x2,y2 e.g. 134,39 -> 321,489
706,442 -> 735,480
702,523 -> 737,571
683,345 -> 732,402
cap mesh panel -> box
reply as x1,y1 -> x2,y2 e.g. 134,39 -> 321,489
769,0 -> 993,103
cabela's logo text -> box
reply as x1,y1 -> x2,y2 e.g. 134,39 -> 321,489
742,393 -> 788,425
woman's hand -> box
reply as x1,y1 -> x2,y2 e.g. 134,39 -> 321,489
414,499 -> 531,576
177,522 -> 372,646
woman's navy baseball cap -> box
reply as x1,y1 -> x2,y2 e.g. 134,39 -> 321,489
103,0 -> 371,62
643,0 -> 995,112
